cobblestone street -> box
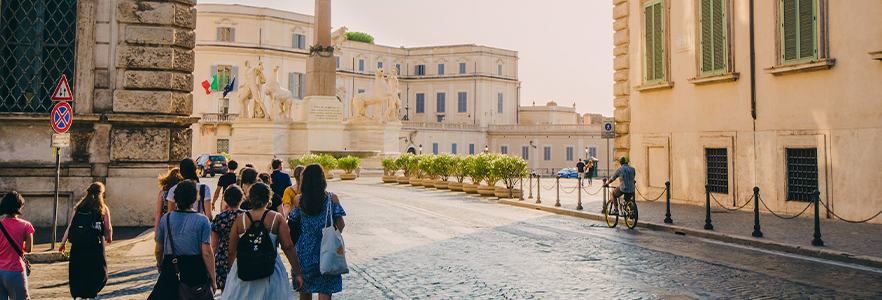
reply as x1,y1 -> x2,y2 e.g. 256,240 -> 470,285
29,178 -> 882,299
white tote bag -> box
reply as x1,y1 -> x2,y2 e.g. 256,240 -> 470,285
319,195 -> 349,275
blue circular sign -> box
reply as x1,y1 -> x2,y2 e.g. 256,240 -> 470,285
604,123 -> 612,131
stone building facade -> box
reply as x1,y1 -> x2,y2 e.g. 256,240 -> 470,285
614,0 -> 882,223
0,0 -> 198,226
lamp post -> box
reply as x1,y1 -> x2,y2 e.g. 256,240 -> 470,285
403,103 -> 410,121
585,147 -> 589,159
419,144 -> 423,154
484,145 -> 489,153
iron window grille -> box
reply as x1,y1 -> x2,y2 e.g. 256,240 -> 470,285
786,148 -> 818,202
217,139 -> 230,153
706,148 -> 729,194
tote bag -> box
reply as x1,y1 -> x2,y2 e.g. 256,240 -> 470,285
319,195 -> 349,275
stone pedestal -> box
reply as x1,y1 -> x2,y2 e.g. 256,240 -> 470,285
230,119 -> 307,170
300,95 -> 346,152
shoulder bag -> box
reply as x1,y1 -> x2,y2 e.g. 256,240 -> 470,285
166,214 -> 214,300
0,219 -> 30,276
319,194 -> 348,275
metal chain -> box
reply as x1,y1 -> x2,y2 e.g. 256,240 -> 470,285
709,192 -> 754,212
635,187 -> 666,202
540,181 -> 557,191
818,199 -> 882,224
582,185 -> 603,196
757,195 -> 813,220
560,185 -> 578,195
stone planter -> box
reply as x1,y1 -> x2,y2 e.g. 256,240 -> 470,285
381,175 -> 398,183
397,176 -> 410,184
463,183 -> 479,194
435,180 -> 449,189
340,173 -> 357,181
494,187 -> 523,199
410,178 -> 423,186
448,182 -> 464,191
422,179 -> 435,188
326,173 -> 334,180
477,185 -> 497,197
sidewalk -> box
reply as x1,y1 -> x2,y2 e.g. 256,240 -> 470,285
26,226 -> 154,262
500,178 -> 882,268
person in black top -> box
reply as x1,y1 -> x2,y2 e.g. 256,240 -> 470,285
213,160 -> 238,211
269,159 -> 292,212
576,158 -> 586,180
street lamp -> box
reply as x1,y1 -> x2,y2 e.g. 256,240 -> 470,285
418,144 -> 423,154
484,145 -> 489,153
403,104 -> 410,121
585,147 -> 589,159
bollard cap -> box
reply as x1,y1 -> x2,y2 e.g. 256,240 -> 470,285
812,190 -> 820,195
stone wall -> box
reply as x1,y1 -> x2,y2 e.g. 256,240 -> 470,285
612,0 -> 630,163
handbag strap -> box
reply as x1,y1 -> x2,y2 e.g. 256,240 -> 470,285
0,219 -> 23,258
324,193 -> 333,228
165,213 -> 183,280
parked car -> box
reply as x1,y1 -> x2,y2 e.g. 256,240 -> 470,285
556,168 -> 579,178
196,154 -> 228,177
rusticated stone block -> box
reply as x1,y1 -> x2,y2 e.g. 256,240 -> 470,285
117,1 -> 175,25
113,90 -> 172,113
93,89 -> 113,113
94,69 -> 110,88
614,81 -> 631,97
614,28 -> 630,46
169,128 -> 192,161
175,30 -> 195,49
614,70 -> 629,82
613,54 -> 630,70
173,48 -> 195,72
615,123 -> 630,134
613,96 -> 630,108
126,26 -> 174,45
613,17 -> 628,31
167,0 -> 196,6
614,107 -> 631,123
614,44 -> 629,56
174,5 -> 196,29
110,127 -> 170,162
613,1 -> 629,19
117,46 -> 194,72
124,70 -> 192,91
614,135 -> 631,150
171,92 -> 193,116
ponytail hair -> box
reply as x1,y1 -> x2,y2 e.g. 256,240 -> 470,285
76,182 -> 106,214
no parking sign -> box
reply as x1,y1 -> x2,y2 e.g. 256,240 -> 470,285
51,102 -> 72,134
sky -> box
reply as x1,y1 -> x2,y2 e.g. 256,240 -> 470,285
204,0 -> 615,116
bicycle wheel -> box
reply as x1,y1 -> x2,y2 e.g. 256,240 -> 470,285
624,201 -> 638,229
604,200 -> 618,228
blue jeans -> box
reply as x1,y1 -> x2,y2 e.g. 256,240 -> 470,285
0,269 -> 28,300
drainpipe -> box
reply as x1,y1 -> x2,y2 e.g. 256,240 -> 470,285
749,0 -> 759,189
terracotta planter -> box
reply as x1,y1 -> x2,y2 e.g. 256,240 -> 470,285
478,185 -> 497,196
340,173 -> 357,181
463,183 -> 479,194
422,179 -> 435,188
410,178 -> 423,186
448,182 -> 464,191
382,175 -> 398,183
495,187 -> 523,198
435,180 -> 449,189
397,176 -> 410,184
326,173 -> 334,180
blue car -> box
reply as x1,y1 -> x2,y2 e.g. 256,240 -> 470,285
556,168 -> 579,178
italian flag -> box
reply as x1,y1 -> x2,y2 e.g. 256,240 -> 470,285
201,75 -> 218,95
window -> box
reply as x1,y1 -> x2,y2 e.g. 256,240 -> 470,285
289,73 -> 305,99
469,144 -> 475,155
644,0 -> 665,84
459,62 -> 466,74
217,139 -> 230,154
432,143 -> 439,155
358,89 -> 365,94
415,93 -> 425,113
218,98 -> 229,114
415,65 -> 426,76
781,0 -> 817,64
359,59 -> 365,72
786,148 -> 818,201
497,65 -> 503,76
700,0 -> 727,76
436,115 -> 444,122
293,34 -> 305,49
706,148 -> 728,194
566,147 -> 574,162
436,93 -> 445,113
211,65 -> 236,91
501,146 -> 508,155
378,62 -> 383,69
1,0 -> 77,112
589,147 -> 597,158
396,64 -> 401,74
497,93 -> 504,114
452,144 -> 457,155
336,57 -> 340,68
438,64 -> 445,75
217,27 -> 234,42
457,92 -> 467,113
522,146 -> 530,160
543,146 -> 552,161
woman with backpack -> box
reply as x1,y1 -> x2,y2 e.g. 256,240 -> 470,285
221,183 -> 303,299
0,191 -> 33,300
288,164 -> 346,300
148,180 -> 216,299
167,158 -> 213,221
210,185 -> 245,293
59,182 -> 113,300
156,168 -> 183,230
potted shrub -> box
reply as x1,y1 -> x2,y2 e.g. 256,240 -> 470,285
317,154 -> 338,179
298,153 -> 320,167
492,155 -> 528,198
338,156 -> 360,180
395,154 -> 413,184
407,155 -> 424,186
381,156 -> 400,183
419,154 -> 438,188
448,155 -> 466,191
434,154 -> 454,189
477,154 -> 500,196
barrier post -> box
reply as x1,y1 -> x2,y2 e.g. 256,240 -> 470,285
536,175 -> 541,204
812,190 -> 824,246
601,178 -> 608,213
555,175 -> 561,207
528,175 -> 533,199
576,176 -> 583,210
664,181 -> 672,224
752,187 -> 763,237
704,184 -> 714,230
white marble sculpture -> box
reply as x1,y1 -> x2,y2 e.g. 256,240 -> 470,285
265,65 -> 296,120
331,26 -> 348,54
351,69 -> 397,122
237,60 -> 271,120
384,67 -> 402,122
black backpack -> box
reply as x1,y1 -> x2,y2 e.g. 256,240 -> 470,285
236,211 -> 276,281
68,209 -> 102,245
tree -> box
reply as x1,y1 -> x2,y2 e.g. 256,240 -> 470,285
345,31 -> 374,44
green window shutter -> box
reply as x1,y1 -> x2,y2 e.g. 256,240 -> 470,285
798,0 -> 816,60
644,0 -> 665,84
782,0 -> 798,62
712,0 -> 726,73
700,0 -> 713,73
782,0 -> 816,64
644,5 -> 654,83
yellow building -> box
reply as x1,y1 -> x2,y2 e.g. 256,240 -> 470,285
613,0 -> 882,223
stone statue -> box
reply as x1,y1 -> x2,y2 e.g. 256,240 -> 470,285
351,68 -> 396,122
384,67 -> 402,122
335,75 -> 347,102
331,26 -> 348,54
237,60 -> 271,120
265,65 -> 296,120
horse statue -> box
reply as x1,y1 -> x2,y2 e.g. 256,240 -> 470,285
351,68 -> 396,122
265,64 -> 295,120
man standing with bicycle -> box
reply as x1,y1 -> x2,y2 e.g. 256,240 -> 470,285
604,157 -> 635,214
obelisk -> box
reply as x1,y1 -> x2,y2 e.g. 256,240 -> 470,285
300,0 -> 345,152
305,0 -> 336,98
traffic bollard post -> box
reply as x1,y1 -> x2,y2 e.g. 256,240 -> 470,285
576,176 -> 583,210
555,175 -> 561,207
536,175 -> 541,204
528,175 -> 533,199
704,184 -> 714,230
752,187 -> 763,237
812,190 -> 824,246
601,178 -> 608,214
664,181 -> 672,224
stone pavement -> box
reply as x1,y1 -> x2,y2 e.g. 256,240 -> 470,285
513,177 -> 882,267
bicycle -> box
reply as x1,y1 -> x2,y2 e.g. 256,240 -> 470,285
603,186 -> 638,229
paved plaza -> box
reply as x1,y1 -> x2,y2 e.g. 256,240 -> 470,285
27,178 -> 882,299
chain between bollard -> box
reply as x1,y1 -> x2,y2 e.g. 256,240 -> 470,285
582,185 -> 603,196
635,186 -> 667,202
756,195 -> 813,220
817,198 -> 882,224
708,192 -> 755,212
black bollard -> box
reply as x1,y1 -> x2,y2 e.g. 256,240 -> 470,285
752,187 -> 763,237
555,175 -> 561,207
704,184 -> 714,230
576,175 -> 583,210
664,181 -> 672,224
601,178 -> 608,214
812,190 -> 824,246
536,175 -> 541,204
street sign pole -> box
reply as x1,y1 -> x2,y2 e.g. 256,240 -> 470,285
49,74 -> 74,250
52,147 -> 60,250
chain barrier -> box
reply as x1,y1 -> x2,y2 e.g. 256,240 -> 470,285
708,192 -> 754,212
756,195 -> 813,220
560,185 -> 578,195
635,187 -> 667,202
582,185 -> 603,196
540,181 -> 557,191
818,199 -> 882,224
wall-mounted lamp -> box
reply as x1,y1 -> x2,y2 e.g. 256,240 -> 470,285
419,144 -> 423,154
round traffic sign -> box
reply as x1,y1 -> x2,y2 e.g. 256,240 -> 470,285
51,102 -> 73,133
605,123 -> 613,131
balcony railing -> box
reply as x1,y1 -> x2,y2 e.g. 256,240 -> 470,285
401,121 -> 481,131
200,113 -> 238,125
488,124 -> 601,133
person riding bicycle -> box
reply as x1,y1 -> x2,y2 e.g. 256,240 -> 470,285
603,156 -> 635,214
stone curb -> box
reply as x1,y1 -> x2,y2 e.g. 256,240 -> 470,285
499,199 -> 882,269
26,228 -> 156,263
